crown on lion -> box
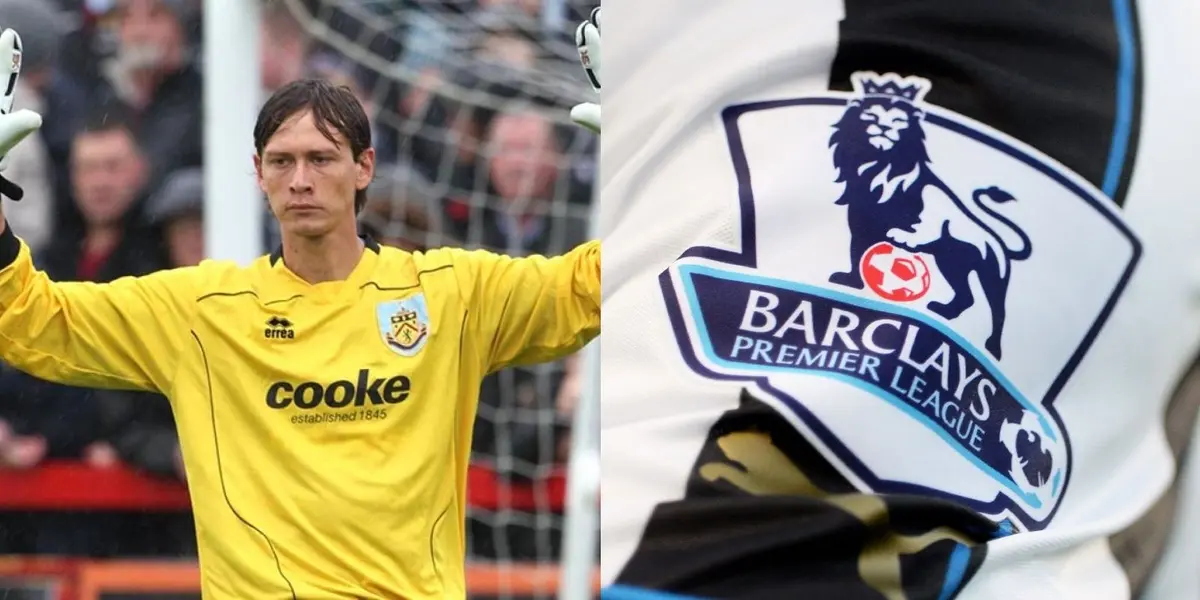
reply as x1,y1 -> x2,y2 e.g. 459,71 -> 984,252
850,71 -> 932,104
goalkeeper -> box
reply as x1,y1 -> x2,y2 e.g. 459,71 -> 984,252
0,27 -> 599,600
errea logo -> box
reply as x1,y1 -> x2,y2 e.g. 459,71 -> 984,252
264,316 -> 295,340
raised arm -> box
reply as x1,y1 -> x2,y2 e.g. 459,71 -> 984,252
456,241 -> 601,373
0,28 -> 197,394
449,7 -> 605,372
0,221 -> 199,393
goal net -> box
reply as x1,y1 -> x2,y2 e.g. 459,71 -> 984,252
263,0 -> 598,597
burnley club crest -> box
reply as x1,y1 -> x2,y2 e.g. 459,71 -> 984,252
377,295 -> 430,357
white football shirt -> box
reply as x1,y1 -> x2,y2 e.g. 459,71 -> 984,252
600,2 -> 1200,599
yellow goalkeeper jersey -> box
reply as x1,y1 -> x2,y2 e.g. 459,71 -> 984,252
0,227 -> 600,599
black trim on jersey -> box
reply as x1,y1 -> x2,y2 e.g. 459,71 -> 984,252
195,265 -> 453,308
196,289 -> 259,303
829,0 -> 1143,206
361,264 -> 455,292
362,281 -> 420,293
429,502 -> 451,582
195,290 -> 306,308
191,331 -> 298,600
0,221 -> 19,268
269,234 -> 382,266
615,392 -> 996,600
264,294 -> 305,307
1109,353 -> 1200,595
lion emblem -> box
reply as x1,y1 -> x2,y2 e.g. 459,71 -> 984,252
827,72 -> 1032,359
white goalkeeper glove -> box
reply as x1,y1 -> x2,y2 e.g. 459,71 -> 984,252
570,7 -> 600,135
0,28 -> 42,201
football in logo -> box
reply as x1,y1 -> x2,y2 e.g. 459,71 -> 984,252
861,242 -> 931,302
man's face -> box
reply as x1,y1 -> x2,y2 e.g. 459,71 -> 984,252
118,0 -> 184,72
477,33 -> 536,68
487,112 -> 559,205
166,213 -> 204,267
71,129 -> 147,226
260,20 -> 306,92
478,0 -> 540,16
255,110 -> 374,239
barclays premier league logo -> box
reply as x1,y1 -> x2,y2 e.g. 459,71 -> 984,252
661,72 -> 1140,532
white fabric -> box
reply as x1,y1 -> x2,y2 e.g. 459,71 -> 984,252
599,2 -> 1200,598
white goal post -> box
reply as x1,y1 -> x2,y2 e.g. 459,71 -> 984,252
558,188 -> 601,600
202,0 -> 264,264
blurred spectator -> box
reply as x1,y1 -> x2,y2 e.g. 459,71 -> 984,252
0,109 -> 165,466
397,5 -> 454,79
390,14 -> 544,172
146,166 -> 202,267
0,392 -> 46,470
33,1 -> 96,239
52,0 -> 110,88
359,164 -> 446,252
261,1 -> 310,95
102,0 -> 202,196
428,90 -> 515,244
88,168 -> 198,556
48,106 -> 164,280
92,168 -> 198,482
477,0 -> 542,18
489,110 -> 558,201
476,30 -> 537,69
480,107 -> 586,254
0,108 -> 168,557
0,0 -> 64,253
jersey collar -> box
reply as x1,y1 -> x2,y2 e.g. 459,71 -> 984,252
264,235 -> 383,303
268,235 -> 381,266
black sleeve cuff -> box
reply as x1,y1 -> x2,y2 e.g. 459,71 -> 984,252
0,221 -> 18,269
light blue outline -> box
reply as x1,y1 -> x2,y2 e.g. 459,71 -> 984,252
1101,0 -> 1136,197
376,294 -> 430,357
675,262 -> 1065,507
937,543 -> 972,600
602,585 -> 706,600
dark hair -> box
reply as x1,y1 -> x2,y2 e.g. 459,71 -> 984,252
79,101 -> 136,138
71,102 -> 141,164
253,79 -> 373,214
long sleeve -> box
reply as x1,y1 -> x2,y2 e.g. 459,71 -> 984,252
457,240 -> 600,373
0,224 -> 200,393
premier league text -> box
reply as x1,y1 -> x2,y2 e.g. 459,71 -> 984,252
686,271 -> 1048,485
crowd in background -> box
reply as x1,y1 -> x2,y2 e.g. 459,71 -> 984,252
0,0 -> 595,563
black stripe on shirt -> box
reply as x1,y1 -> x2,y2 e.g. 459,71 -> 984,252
829,0 -> 1143,206
0,221 -> 19,268
615,392 -> 996,600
